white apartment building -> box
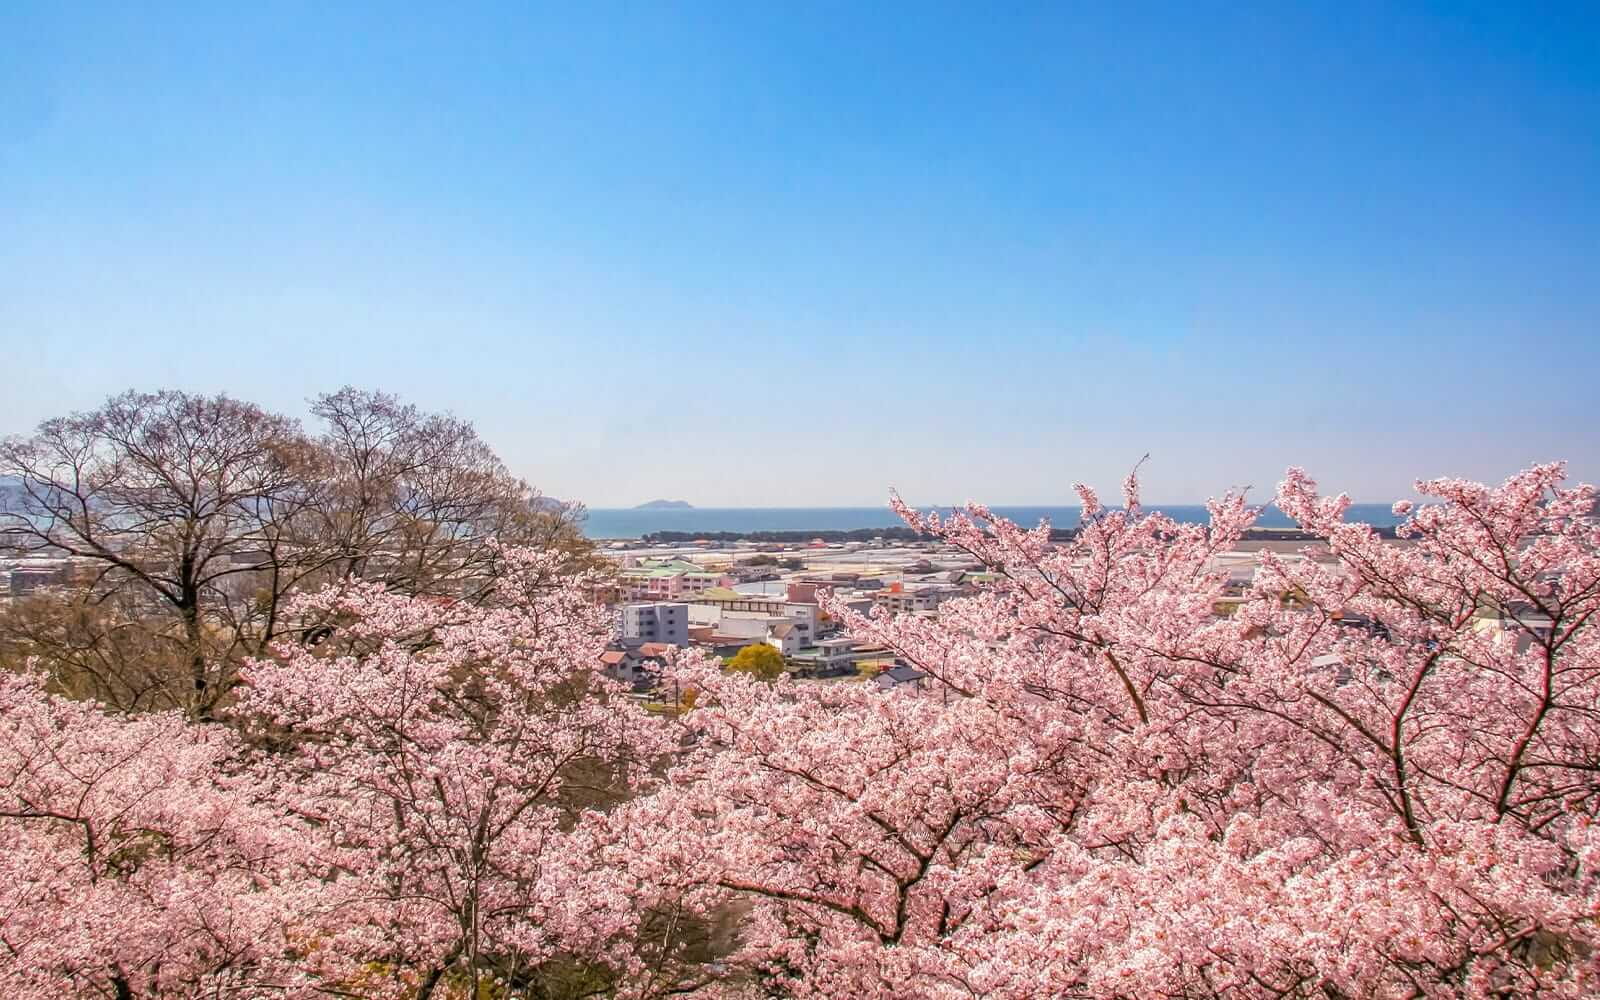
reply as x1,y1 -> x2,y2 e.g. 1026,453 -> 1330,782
619,602 -> 690,646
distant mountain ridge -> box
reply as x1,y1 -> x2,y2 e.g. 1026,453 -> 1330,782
634,499 -> 694,510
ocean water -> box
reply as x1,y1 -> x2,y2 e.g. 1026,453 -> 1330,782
579,503 -> 1405,539
2,479 -> 1402,542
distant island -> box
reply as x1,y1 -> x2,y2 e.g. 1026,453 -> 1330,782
634,499 -> 694,510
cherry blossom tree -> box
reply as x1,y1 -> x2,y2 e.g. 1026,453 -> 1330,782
5,462 -> 1596,999
0,671 -> 304,1000
1,545 -> 710,999
236,546 -> 694,999
648,463 -> 1600,998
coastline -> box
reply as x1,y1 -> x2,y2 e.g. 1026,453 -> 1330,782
580,504 -> 1405,540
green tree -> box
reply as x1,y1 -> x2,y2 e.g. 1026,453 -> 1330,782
725,643 -> 786,681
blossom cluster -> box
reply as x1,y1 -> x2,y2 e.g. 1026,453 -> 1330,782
642,463 -> 1600,998
2,465 -> 1597,998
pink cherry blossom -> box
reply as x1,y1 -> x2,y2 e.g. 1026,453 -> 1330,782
0,671 -> 307,999
642,463 -> 1600,998
4,465 -> 1597,999
235,547 -> 680,998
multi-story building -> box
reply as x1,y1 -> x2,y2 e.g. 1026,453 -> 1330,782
786,637 -> 866,676
616,559 -> 732,600
872,582 -> 958,615
692,587 -> 819,628
2,558 -> 70,598
620,602 -> 689,646
687,590 -> 820,647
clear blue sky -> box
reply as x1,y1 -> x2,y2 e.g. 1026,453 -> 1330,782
2,3 -> 1596,507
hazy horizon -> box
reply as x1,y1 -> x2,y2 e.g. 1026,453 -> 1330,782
0,466 -> 1439,510
4,4 -> 1596,506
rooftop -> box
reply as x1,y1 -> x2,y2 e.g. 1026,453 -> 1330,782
693,586 -> 750,602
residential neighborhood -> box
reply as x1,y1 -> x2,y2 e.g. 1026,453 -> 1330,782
597,538 -> 976,690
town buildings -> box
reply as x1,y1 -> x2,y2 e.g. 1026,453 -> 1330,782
597,540 -> 997,689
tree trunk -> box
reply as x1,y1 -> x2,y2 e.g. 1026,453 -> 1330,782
179,595 -> 211,721
415,940 -> 464,1000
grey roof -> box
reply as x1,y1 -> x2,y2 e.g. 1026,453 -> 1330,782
877,665 -> 928,685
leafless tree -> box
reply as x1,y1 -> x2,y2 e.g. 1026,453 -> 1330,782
1,388 -> 591,718
0,391 -> 324,717
307,387 -> 589,602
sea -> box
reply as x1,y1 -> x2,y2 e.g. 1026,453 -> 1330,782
579,503 -> 1405,540
0,479 -> 1403,542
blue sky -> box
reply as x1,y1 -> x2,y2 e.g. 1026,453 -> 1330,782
2,3 -> 1596,507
